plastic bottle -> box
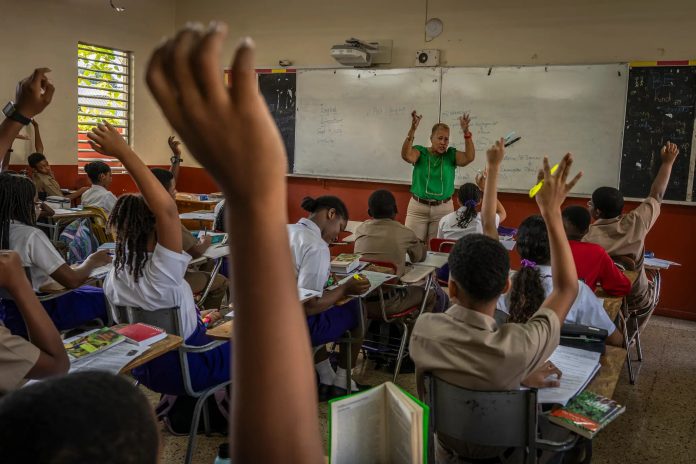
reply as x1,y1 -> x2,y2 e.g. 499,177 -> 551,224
213,443 -> 230,464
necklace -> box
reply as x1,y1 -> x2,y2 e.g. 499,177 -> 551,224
425,151 -> 444,196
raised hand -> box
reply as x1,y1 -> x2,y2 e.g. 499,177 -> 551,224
475,170 -> 487,191
660,141 -> 679,164
459,113 -> 471,133
15,68 -> 55,119
410,110 -> 422,132
535,154 -> 582,217
486,137 -> 505,167
168,135 -> 182,157
86,122 -> 131,160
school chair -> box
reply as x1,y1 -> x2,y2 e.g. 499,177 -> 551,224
193,257 -> 225,308
429,238 -> 455,286
111,304 -> 231,464
360,258 -> 426,382
82,206 -> 113,244
424,374 -> 577,464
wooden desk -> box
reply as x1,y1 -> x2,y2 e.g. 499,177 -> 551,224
206,320 -> 233,341
119,333 -> 183,373
175,193 -> 221,213
603,297 -> 623,321
585,345 -> 627,398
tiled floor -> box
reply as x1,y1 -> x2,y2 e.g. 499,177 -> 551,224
153,315 -> 696,463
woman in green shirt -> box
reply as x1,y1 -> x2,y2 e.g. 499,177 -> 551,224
401,110 -> 476,242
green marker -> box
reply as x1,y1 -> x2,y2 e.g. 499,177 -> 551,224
529,163 -> 559,198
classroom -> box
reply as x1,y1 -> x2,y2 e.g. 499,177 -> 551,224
0,0 -> 695,463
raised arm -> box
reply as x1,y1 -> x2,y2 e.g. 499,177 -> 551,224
167,135 -> 183,182
146,24 -> 323,463
0,251 -> 69,379
648,141 -> 679,203
0,68 -> 54,170
87,124 -> 182,253
476,169 -> 507,225
536,154 -> 583,321
401,110 -> 421,164
455,113 -> 475,167
480,138 -> 504,239
31,120 -> 44,154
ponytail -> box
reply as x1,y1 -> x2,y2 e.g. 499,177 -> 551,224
455,183 -> 481,229
300,196 -> 349,220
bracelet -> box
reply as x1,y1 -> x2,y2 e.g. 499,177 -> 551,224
464,133 -> 472,140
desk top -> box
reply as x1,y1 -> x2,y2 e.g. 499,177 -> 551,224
603,297 -> 623,321
401,264 -> 434,284
119,331 -> 183,373
207,320 -> 233,341
585,345 -> 626,399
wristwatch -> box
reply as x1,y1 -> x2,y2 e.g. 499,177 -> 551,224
170,155 -> 183,164
2,102 -> 31,125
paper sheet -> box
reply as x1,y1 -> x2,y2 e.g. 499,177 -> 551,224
537,345 -> 601,406
179,211 -> 216,221
644,257 -> 680,269
337,270 -> 397,297
203,245 -> 229,259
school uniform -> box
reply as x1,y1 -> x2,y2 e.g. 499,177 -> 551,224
32,172 -> 63,197
0,222 -> 107,338
104,243 -> 230,395
569,240 -> 631,296
410,304 -> 560,459
287,218 -> 360,346
498,265 -> 616,334
437,210 -> 500,240
583,197 -> 659,313
0,324 -> 40,393
81,184 -> 117,214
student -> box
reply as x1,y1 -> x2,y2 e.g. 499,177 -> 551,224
562,205 -> 630,296
147,23 -> 325,462
288,195 -> 371,398
498,215 -> 623,346
584,142 -> 679,317
82,161 -> 118,214
28,121 -> 88,201
150,167 -> 228,309
353,189 -> 436,316
87,123 -> 230,396
410,141 -> 582,460
437,177 -> 507,240
0,250 -> 69,393
0,172 -> 111,337
0,371 -> 159,463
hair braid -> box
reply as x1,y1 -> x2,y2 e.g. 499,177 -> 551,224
108,194 -> 155,282
0,173 -> 37,249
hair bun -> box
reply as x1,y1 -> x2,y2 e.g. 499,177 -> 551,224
300,196 -> 317,212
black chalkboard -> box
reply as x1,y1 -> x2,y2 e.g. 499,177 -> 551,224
258,72 -> 296,172
621,66 -> 696,201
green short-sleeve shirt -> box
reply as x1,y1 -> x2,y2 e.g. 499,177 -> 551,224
410,146 -> 457,201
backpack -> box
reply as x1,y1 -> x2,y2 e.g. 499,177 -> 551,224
59,218 -> 99,264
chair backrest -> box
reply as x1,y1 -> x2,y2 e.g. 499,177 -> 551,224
113,305 -> 183,337
82,206 -> 113,243
425,374 -> 537,453
429,238 -> 456,253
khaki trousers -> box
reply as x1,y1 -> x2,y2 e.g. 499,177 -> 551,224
405,197 -> 454,243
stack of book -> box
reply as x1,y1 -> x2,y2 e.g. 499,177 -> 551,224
330,253 -> 362,273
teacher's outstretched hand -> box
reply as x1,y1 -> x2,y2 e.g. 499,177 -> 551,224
401,110 -> 476,242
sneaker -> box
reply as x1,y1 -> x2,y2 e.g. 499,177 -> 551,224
330,382 -> 372,398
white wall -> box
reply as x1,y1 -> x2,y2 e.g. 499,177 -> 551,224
0,0 -> 176,165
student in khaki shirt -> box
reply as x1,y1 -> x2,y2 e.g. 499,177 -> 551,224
584,142 -> 679,315
410,140 -> 582,461
354,189 -> 436,317
0,250 -> 68,393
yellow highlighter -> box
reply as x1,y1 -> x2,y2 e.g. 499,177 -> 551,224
352,274 -> 364,281
529,163 -> 559,198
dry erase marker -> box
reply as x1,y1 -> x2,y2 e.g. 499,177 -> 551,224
529,163 -> 559,198
504,136 -> 521,147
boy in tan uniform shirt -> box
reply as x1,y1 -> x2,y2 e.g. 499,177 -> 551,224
410,141 -> 582,461
584,142 -> 679,315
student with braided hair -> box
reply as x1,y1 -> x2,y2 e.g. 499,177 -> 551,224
88,123 -> 230,396
437,174 -> 506,240
0,172 -> 111,338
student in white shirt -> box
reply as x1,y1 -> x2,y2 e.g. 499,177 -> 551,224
0,172 -> 111,338
437,179 -> 506,240
498,215 -> 623,346
288,195 -> 371,399
87,123 -> 230,396
81,161 -> 118,214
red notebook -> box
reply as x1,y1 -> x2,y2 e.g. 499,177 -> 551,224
115,323 -> 167,346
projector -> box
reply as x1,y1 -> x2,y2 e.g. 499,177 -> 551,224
331,44 -> 373,67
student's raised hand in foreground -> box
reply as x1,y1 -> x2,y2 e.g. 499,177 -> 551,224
15,68 -> 55,119
535,154 -> 582,217
145,23 -> 285,199
86,122 -> 131,160
660,141 -> 679,165
486,137 -> 505,167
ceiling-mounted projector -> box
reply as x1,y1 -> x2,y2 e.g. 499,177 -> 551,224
331,38 -> 392,68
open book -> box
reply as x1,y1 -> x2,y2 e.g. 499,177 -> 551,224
329,382 -> 428,464
336,270 -> 397,297
537,345 -> 601,405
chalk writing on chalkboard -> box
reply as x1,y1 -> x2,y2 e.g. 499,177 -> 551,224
621,66 -> 696,201
258,72 -> 296,172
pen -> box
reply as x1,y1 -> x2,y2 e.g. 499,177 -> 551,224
529,163 -> 559,198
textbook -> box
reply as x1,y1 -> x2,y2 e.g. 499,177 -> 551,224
116,323 -> 167,347
548,390 -> 625,439
64,327 -> 126,361
330,253 -> 362,273
329,382 -> 428,464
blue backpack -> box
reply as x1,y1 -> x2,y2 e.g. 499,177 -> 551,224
59,218 -> 99,264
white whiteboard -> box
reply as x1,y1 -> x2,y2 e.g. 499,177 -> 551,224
440,65 -> 628,194
294,68 -> 441,182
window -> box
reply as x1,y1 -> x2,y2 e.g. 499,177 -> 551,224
77,43 -> 132,174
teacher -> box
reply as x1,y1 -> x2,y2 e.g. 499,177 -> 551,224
401,110 -> 476,242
